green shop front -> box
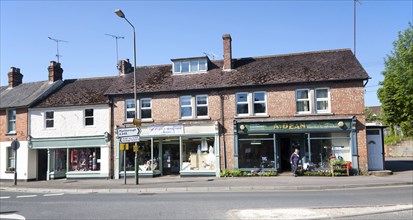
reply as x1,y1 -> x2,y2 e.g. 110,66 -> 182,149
28,134 -> 111,180
233,117 -> 359,173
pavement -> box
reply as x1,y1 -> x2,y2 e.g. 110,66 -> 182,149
1,158 -> 412,194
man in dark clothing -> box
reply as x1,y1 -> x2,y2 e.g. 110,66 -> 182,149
290,148 -> 300,177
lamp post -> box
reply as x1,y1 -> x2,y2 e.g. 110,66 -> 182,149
115,9 -> 139,185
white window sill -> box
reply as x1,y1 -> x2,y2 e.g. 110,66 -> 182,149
141,118 -> 154,123
234,114 -> 270,119
5,132 -> 16,135
294,112 -> 334,117
178,116 -> 211,121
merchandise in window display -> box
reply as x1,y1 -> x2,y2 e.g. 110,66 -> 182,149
70,148 -> 100,171
188,145 -> 216,170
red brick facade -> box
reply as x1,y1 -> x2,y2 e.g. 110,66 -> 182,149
0,108 -> 28,142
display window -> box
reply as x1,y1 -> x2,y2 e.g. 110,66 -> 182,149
181,137 -> 216,171
120,140 -> 160,172
52,149 -> 67,173
238,134 -> 275,169
69,148 -> 100,171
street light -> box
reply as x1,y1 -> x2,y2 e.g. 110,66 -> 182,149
115,9 -> 139,185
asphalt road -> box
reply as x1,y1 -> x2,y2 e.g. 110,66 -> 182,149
1,186 -> 412,220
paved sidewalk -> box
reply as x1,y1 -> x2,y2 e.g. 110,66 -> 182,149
1,169 -> 412,194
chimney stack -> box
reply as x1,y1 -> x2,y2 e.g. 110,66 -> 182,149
222,34 -> 232,71
118,59 -> 133,76
48,61 -> 63,82
8,67 -> 23,88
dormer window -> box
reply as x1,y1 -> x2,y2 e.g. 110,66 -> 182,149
172,57 -> 208,74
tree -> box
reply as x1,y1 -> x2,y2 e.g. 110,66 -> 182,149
377,22 -> 413,136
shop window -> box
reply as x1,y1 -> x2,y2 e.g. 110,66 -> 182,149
296,89 -> 310,113
238,139 -> 275,169
45,111 -> 54,128
69,148 -> 100,171
236,92 -> 249,115
120,141 -> 160,172
181,138 -> 216,171
315,88 -> 330,113
126,98 -> 153,121
7,109 -> 16,133
52,149 -> 67,173
180,95 -> 209,119
85,109 -> 94,126
6,147 -> 15,172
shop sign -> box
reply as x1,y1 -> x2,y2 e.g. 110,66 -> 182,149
240,120 -> 351,132
148,125 -> 184,135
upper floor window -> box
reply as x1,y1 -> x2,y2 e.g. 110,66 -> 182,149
7,109 -> 16,133
236,92 -> 267,116
125,98 -> 152,121
45,111 -> 54,128
180,95 -> 209,119
315,88 -> 330,113
173,59 -> 207,74
296,89 -> 310,113
85,109 -> 94,126
296,88 -> 331,114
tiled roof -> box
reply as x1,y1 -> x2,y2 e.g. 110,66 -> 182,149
0,80 -> 63,109
34,77 -> 116,108
105,49 -> 369,95
367,106 -> 382,115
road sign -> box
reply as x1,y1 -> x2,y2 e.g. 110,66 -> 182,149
120,136 -> 140,143
117,127 -> 141,137
11,140 -> 20,151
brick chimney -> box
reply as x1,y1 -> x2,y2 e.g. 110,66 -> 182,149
222,34 -> 232,71
8,67 -> 23,88
48,61 -> 63,82
118,59 -> 133,76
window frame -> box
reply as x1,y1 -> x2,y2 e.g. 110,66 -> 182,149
252,91 -> 267,115
315,88 -> 331,113
84,109 -> 94,127
195,95 -> 209,117
236,92 -> 250,116
125,99 -> 136,121
296,89 -> 311,114
180,96 -> 193,119
7,109 -> 16,134
140,98 -> 152,119
7,147 -> 15,171
45,111 -> 54,129
173,59 -> 208,74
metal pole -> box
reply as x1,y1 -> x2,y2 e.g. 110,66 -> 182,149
134,144 -> 138,185
56,41 -> 60,63
14,149 -> 17,186
124,148 -> 126,184
115,37 -> 119,68
354,0 -> 356,57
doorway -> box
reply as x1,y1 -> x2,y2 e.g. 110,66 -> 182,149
37,149 -> 48,181
279,138 -> 291,171
162,144 -> 180,175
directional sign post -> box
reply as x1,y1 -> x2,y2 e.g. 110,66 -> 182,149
120,136 -> 140,143
117,127 -> 141,137
116,126 -> 141,185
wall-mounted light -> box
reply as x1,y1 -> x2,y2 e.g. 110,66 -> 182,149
338,121 -> 344,127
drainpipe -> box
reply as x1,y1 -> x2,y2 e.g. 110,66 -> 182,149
220,94 -> 227,169
109,97 -> 115,179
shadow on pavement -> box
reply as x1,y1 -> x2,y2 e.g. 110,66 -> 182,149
385,159 -> 413,172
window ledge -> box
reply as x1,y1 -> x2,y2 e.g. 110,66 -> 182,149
234,115 -> 270,119
5,171 -> 15,174
294,113 -> 334,117
5,132 -> 16,136
141,119 -> 154,123
178,116 -> 211,121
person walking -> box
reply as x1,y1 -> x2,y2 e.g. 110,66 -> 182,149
290,148 -> 300,177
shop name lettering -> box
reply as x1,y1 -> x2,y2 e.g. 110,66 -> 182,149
273,123 -> 307,129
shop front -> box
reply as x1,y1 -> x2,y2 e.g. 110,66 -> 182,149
234,117 -> 359,173
115,122 -> 220,178
28,134 -> 110,180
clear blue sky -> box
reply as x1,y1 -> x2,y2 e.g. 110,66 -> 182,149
1,0 -> 412,106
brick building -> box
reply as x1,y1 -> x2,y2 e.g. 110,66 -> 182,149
0,62 -> 63,180
105,34 -> 370,177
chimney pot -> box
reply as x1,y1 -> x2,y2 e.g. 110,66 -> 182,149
8,66 -> 23,88
222,33 -> 232,71
48,61 -> 63,82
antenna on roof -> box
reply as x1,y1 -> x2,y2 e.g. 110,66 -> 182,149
105,34 -> 125,70
48,37 -> 69,63
203,52 -> 218,60
354,0 -> 362,57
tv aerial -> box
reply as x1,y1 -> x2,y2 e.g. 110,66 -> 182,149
203,52 -> 218,60
105,34 -> 125,70
48,37 -> 69,63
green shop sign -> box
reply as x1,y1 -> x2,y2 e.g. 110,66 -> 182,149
238,120 -> 351,133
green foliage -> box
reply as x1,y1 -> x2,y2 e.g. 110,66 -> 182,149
365,107 -> 382,122
384,134 -> 404,145
329,159 -> 348,166
220,169 -> 277,177
303,171 -> 332,176
377,22 -> 413,136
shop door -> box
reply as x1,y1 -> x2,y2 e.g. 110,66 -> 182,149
279,138 -> 291,171
162,144 -> 180,175
37,149 -> 48,181
367,129 -> 384,170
